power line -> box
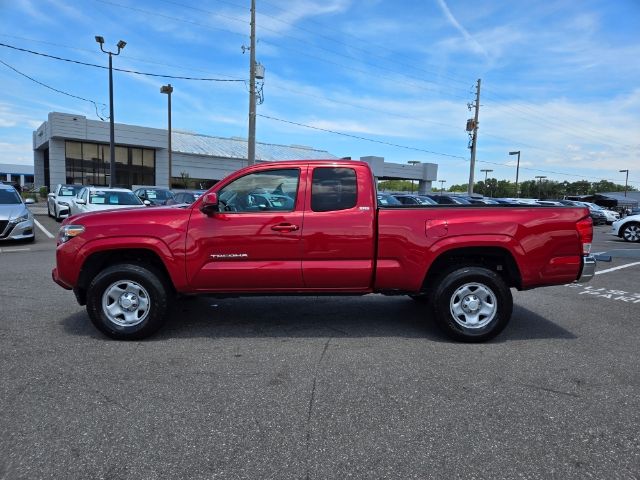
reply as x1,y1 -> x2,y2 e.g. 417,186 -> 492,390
0,58 -> 108,120
258,114 -> 468,160
258,114 -> 638,185
0,42 -> 246,81
93,0 -> 471,101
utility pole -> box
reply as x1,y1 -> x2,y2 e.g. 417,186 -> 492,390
247,0 -> 257,166
467,78 -> 481,195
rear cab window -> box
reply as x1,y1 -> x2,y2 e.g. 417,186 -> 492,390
311,167 -> 357,212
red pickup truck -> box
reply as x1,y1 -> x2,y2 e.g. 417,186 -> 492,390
52,160 -> 595,342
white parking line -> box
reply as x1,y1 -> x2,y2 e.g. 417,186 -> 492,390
0,247 -> 31,253
595,262 -> 640,275
34,219 -> 55,238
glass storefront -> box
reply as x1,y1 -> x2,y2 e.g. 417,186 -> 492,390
65,141 -> 155,187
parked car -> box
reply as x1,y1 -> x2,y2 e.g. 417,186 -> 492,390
169,190 -> 206,205
611,214 -> 640,243
53,160 -> 595,342
69,187 -> 147,215
575,201 -> 619,225
422,194 -> 471,205
47,184 -> 83,221
133,187 -> 175,206
392,194 -> 437,205
376,192 -> 402,206
0,183 -> 35,242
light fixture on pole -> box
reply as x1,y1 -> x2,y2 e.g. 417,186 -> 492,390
535,175 -> 547,199
160,84 -> 173,188
95,35 -> 126,188
439,179 -> 446,195
509,151 -> 521,197
619,169 -> 629,197
480,169 -> 493,197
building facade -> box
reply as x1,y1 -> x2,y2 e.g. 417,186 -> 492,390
0,163 -> 34,189
33,112 -> 437,192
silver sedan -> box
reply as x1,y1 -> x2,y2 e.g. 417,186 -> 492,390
0,184 -> 35,242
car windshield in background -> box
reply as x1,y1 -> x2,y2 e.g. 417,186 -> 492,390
143,189 -> 173,201
89,191 -> 143,205
60,186 -> 81,197
0,188 -> 22,204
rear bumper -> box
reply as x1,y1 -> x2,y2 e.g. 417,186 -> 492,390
577,255 -> 596,283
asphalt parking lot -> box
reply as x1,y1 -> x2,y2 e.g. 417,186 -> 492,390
1,209 -> 639,479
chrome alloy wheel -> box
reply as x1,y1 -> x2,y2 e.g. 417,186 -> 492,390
102,280 -> 151,327
449,282 -> 497,329
623,224 -> 640,242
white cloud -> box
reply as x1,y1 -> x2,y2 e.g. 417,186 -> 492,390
435,0 -> 487,57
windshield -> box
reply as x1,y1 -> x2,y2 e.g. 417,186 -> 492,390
142,189 -> 174,201
377,194 -> 402,206
89,191 -> 143,205
60,185 -> 81,197
0,188 -> 22,204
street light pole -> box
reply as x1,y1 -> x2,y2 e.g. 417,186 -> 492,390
161,84 -> 173,188
509,151 -> 521,197
95,36 -> 126,188
439,180 -> 446,195
480,169 -> 493,197
535,175 -> 547,199
619,169 -> 629,197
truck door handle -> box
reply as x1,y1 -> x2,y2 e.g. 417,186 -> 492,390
271,223 -> 299,232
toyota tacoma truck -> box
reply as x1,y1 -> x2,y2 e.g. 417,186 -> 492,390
52,160 -> 596,342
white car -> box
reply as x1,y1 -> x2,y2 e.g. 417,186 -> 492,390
611,214 -> 640,243
577,201 -> 620,225
69,187 -> 148,216
47,184 -> 83,221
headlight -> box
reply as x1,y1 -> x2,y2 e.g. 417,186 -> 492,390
58,225 -> 85,244
59,201 -> 70,207
10,212 -> 30,224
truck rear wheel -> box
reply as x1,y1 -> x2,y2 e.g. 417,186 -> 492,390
86,263 -> 168,340
429,267 -> 512,342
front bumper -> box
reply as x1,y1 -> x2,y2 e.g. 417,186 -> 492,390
0,219 -> 35,241
577,255 -> 596,283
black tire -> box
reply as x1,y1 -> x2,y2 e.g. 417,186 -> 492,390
86,263 -> 169,340
409,294 -> 429,303
621,223 -> 640,243
428,267 -> 513,342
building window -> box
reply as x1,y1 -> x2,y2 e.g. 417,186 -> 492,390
65,141 -> 155,187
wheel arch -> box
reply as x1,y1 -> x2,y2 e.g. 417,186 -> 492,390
75,248 -> 175,305
422,246 -> 522,293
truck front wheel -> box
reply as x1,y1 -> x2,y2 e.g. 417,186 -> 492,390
86,264 -> 169,340
429,267 -> 512,342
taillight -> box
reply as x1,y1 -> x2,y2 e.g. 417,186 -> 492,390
576,217 -> 593,255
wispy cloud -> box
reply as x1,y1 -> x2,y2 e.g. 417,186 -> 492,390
435,0 -> 487,57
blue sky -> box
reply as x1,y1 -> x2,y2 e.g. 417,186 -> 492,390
0,0 -> 638,188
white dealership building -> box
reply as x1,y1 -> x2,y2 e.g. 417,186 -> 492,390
33,112 -> 438,192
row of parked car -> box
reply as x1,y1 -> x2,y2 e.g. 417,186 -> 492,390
46,185 -> 206,221
377,193 -> 622,225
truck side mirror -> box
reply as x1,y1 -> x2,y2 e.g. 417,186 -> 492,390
200,193 -> 219,215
